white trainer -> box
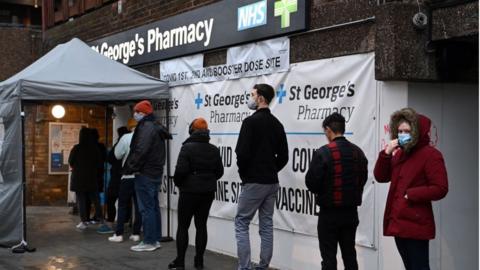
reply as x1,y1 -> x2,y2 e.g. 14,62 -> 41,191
76,222 -> 87,230
155,241 -> 162,249
130,242 -> 157,252
129,234 -> 140,242
108,234 -> 123,242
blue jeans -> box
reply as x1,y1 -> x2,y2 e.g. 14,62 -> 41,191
115,177 -> 142,236
235,183 -> 279,270
135,174 -> 162,245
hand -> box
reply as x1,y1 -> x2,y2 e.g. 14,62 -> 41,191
385,139 -> 399,155
404,194 -> 408,199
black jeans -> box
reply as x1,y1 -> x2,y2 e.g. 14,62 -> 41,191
175,192 -> 214,265
317,208 -> 359,270
76,191 -> 102,223
115,178 -> 142,235
106,176 -> 121,223
395,237 -> 430,270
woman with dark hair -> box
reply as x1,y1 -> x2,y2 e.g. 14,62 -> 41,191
374,108 -> 448,270
168,118 -> 224,270
97,126 -> 130,234
68,127 -> 101,230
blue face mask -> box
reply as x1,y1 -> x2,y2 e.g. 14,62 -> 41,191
133,112 -> 144,122
398,133 -> 412,146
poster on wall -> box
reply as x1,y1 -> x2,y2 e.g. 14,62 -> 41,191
157,53 -> 377,248
48,122 -> 87,174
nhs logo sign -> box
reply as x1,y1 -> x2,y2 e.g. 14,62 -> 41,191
237,0 -> 267,31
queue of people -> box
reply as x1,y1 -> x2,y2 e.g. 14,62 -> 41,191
68,85 -> 448,270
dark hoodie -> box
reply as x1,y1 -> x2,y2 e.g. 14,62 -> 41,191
123,114 -> 172,180
69,127 -> 101,192
374,109 -> 448,239
173,130 -> 224,193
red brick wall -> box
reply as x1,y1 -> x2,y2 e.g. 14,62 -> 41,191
0,27 -> 42,81
44,0 -> 219,48
24,103 -> 113,206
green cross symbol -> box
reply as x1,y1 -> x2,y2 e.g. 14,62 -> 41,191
274,0 -> 298,28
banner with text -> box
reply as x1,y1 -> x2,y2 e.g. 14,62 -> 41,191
158,53 -> 376,247
160,37 -> 289,86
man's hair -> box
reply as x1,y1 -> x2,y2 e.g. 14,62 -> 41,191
322,113 -> 346,134
254,84 -> 275,104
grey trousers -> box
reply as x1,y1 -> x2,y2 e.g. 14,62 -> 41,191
235,183 -> 279,270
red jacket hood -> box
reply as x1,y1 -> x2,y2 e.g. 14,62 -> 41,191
416,114 -> 431,149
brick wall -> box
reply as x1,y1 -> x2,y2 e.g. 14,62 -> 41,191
24,103 -> 113,206
44,0 -> 219,48
0,27 -> 42,81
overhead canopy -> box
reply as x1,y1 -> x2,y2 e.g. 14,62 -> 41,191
0,37 -> 169,101
0,37 -> 169,247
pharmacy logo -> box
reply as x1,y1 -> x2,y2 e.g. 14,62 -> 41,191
237,0 -> 267,31
276,84 -> 287,104
194,93 -> 203,109
274,0 -> 298,28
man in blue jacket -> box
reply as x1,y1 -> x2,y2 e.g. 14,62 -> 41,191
123,100 -> 171,252
235,84 -> 289,270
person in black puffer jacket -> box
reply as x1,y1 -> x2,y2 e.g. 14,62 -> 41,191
168,118 -> 224,270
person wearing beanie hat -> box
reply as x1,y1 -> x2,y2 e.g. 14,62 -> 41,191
188,117 -> 208,134
127,118 -> 137,131
133,100 -> 153,122
168,117 -> 224,270
124,101 -> 172,252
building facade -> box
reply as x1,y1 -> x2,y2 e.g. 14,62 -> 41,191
15,0 -> 479,269
0,0 -> 42,81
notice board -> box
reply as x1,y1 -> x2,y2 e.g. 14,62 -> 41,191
49,122 -> 87,174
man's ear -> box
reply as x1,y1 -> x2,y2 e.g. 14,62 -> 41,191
258,95 -> 266,105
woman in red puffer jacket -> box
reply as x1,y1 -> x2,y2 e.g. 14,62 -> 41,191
374,108 -> 448,270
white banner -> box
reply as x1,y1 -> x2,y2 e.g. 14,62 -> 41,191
158,53 -> 376,248
159,37 -> 289,86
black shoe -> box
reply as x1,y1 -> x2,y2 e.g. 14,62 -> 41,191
194,256 -> 204,269
168,260 -> 185,270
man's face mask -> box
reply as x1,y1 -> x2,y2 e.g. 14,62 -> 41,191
398,133 -> 412,146
247,97 -> 258,110
133,112 -> 144,122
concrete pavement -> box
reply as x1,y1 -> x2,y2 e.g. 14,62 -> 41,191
0,206 -> 238,270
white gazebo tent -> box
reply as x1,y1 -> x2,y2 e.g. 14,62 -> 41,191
0,38 -> 169,249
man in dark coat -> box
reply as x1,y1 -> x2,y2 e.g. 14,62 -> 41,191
234,83 -> 289,270
305,113 -> 368,270
123,100 -> 172,252
374,108 -> 448,270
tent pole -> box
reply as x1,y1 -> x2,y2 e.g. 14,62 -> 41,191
161,99 -> 173,242
12,101 -> 36,253
103,103 -> 108,221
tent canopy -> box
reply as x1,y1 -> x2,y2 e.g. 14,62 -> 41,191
0,38 -> 169,247
0,37 -> 169,101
